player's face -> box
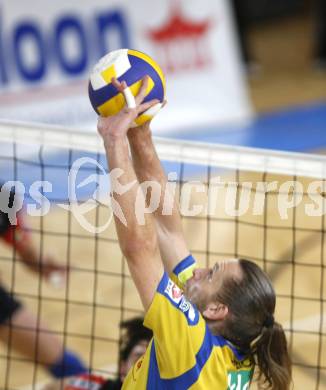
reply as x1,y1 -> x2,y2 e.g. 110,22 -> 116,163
184,259 -> 241,311
120,339 -> 149,381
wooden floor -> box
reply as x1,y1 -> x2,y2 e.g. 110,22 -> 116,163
1,9 -> 326,390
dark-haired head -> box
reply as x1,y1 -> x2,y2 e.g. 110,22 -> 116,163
118,317 -> 152,381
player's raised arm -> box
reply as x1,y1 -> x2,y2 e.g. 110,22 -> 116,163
97,78 -> 163,311
127,109 -> 189,274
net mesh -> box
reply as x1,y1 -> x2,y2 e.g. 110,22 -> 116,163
0,121 -> 325,389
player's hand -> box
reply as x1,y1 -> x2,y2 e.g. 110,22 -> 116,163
97,76 -> 159,142
24,254 -> 68,285
128,99 -> 167,137
41,255 -> 68,281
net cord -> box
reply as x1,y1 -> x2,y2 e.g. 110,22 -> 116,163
1,119 -> 326,179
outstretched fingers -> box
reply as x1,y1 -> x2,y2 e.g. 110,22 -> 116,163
111,77 -> 126,92
111,76 -> 159,112
135,76 -> 149,105
137,99 -> 160,114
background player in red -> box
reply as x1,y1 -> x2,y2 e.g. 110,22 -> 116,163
43,317 -> 153,390
0,183 -> 87,378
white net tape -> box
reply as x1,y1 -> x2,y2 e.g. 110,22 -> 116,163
1,119 -> 326,179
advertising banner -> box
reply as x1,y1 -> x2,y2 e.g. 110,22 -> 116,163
0,0 -> 252,134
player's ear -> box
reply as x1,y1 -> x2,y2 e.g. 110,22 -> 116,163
203,302 -> 228,321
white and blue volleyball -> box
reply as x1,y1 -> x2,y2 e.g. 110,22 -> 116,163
88,48 -> 166,126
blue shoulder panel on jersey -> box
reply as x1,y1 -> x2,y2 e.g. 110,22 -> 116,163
173,254 -> 196,276
156,272 -> 169,294
147,324 -> 214,390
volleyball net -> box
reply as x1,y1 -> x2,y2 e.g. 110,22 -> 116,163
0,120 -> 325,389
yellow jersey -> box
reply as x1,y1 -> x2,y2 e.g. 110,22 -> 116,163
122,255 -> 253,389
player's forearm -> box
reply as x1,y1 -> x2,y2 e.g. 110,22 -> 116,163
16,241 -> 42,272
128,127 -> 181,231
128,126 -> 164,183
128,127 -> 189,270
104,136 -> 155,248
104,135 -> 163,309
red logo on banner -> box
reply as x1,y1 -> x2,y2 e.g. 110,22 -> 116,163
147,1 -> 212,73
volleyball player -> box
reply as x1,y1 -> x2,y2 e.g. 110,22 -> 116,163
97,77 -> 292,389
42,317 -> 153,390
0,184 -> 87,378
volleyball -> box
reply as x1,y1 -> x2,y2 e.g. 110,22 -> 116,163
88,48 -> 166,126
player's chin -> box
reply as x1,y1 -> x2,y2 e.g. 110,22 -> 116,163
184,280 -> 199,303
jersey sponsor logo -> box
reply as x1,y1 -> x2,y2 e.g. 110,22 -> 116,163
179,296 -> 196,322
135,356 -> 144,372
172,283 -> 183,300
179,297 -> 190,312
131,355 -> 145,382
227,370 -> 251,390
178,296 -> 194,320
231,357 -> 252,370
187,303 -> 196,321
165,279 -> 197,323
165,279 -> 183,304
